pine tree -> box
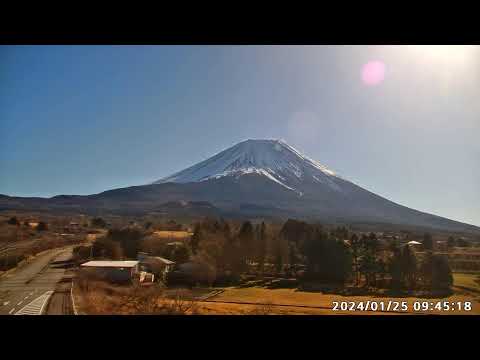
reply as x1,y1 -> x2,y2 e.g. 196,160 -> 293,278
238,221 -> 254,266
350,233 -> 361,285
401,245 -> 417,290
423,233 -> 433,250
191,223 -> 203,255
257,222 -> 267,275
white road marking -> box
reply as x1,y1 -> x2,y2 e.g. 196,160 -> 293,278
15,291 -> 53,315
9,308 -> 15,314
24,296 -> 29,300
29,292 -> 34,295
3,301 -> 10,306
17,301 -> 23,306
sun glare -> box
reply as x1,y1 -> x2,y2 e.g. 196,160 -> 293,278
407,45 -> 476,65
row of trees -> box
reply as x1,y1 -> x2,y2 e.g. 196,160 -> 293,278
79,217 -> 455,292
190,218 -> 454,292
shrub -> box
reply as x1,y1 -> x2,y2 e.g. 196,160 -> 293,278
7,217 -> 20,225
36,221 -> 48,231
91,217 -> 107,228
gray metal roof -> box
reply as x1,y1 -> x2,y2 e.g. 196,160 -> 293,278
147,256 -> 175,265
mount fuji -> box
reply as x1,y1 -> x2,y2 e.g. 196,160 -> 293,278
1,139 -> 479,234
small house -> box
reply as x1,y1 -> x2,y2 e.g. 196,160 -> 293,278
406,240 -> 423,251
137,253 -> 175,282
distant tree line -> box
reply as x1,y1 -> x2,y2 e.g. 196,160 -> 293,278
77,216 -> 456,293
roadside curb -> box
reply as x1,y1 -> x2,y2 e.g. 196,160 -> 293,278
198,289 -> 224,301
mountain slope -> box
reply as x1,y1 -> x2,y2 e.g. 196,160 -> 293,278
1,139 -> 479,234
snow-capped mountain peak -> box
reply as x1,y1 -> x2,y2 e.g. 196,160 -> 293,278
153,139 -> 342,193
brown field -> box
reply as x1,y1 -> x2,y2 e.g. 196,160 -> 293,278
203,286 -> 480,315
75,277 -> 480,315
453,272 -> 480,293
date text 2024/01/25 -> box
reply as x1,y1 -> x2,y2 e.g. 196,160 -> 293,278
332,300 -> 473,312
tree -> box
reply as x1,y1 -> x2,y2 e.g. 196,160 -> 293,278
190,223 -> 203,255
92,236 -> 123,260
7,217 -> 20,226
401,245 -> 417,290
257,222 -> 267,275
356,232 -> 381,287
36,221 -> 48,231
420,252 -> 453,292
238,221 -> 254,266
350,233 -> 361,285
303,230 -> 352,284
447,236 -> 456,250
273,236 -> 288,275
105,228 -> 144,258
91,217 -> 107,228
423,233 -> 433,251
388,247 -> 403,290
165,244 -> 190,264
456,238 -> 470,248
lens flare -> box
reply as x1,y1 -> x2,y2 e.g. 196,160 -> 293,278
362,60 -> 386,86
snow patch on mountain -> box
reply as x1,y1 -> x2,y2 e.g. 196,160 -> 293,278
153,139 -> 342,193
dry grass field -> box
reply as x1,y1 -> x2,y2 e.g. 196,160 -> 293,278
453,272 -> 480,293
204,286 -> 479,315
75,279 -> 480,315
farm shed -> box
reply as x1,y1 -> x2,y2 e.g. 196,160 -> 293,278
80,260 -> 139,283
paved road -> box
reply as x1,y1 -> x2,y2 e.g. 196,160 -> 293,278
0,247 -> 74,315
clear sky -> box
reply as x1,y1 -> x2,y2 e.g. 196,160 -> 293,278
1,45 -> 479,226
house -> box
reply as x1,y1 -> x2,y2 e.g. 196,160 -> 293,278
26,221 -> 39,228
407,240 -> 422,246
80,260 -> 139,283
137,253 -> 175,282
405,240 -> 423,252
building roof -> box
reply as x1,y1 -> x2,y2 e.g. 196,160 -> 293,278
407,241 -> 422,245
81,260 -> 139,268
143,256 -> 175,265
167,241 -> 184,246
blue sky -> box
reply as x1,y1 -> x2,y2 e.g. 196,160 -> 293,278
1,45 -> 479,226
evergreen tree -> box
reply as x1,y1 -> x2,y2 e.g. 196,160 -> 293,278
257,222 -> 267,275
420,252 -> 453,291
304,230 -> 352,284
357,232 -> 380,287
190,223 -> 203,255
36,221 -> 48,231
388,247 -> 403,290
7,217 -> 20,226
447,236 -> 456,250
350,233 -> 361,285
423,233 -> 433,251
401,245 -> 417,290
91,217 -> 107,228
238,221 -> 254,266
